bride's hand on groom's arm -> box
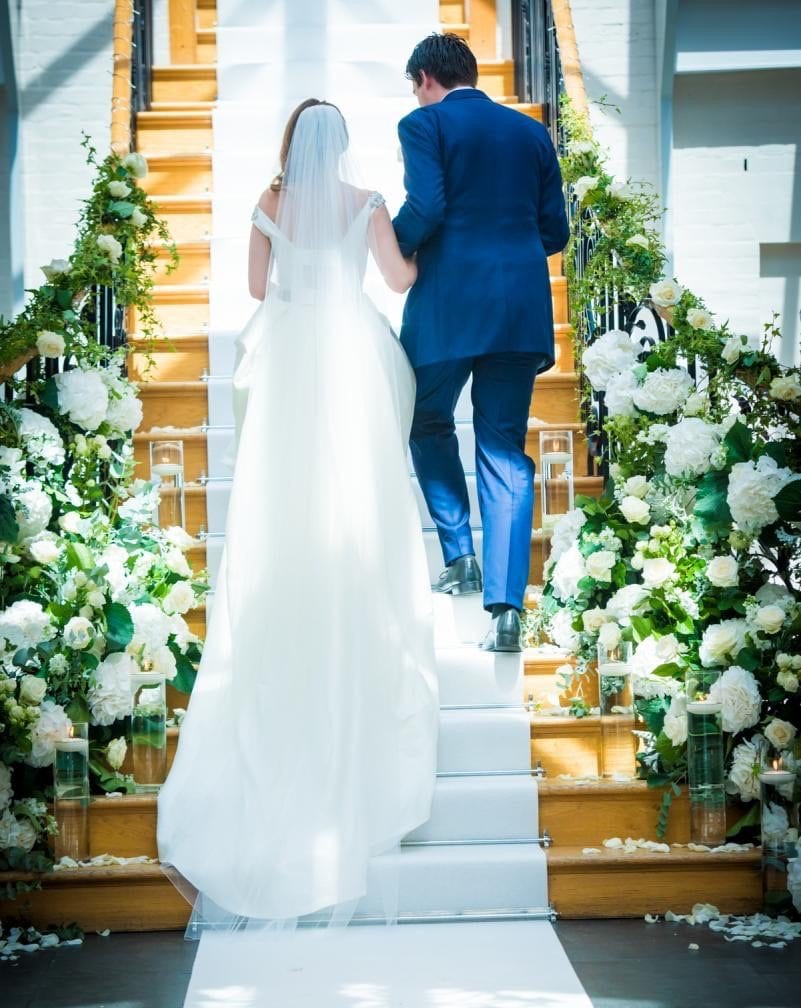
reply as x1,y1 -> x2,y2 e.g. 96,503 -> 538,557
369,204 -> 418,293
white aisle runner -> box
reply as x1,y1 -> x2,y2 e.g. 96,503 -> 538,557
185,2 -> 591,1004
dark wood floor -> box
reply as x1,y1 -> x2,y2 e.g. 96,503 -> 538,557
1,919 -> 799,1007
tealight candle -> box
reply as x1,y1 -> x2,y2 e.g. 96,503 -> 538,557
686,700 -> 722,715
759,769 -> 795,786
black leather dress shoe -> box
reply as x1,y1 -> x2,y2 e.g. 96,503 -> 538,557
480,608 -> 523,652
432,555 -> 483,595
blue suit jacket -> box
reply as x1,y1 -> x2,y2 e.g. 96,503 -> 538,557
392,89 -> 569,370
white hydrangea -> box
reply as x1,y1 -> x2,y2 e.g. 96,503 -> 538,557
708,665 -> 762,734
102,369 -> 143,435
549,608 -> 580,652
29,535 -> 61,566
582,330 -> 639,392
15,484 -> 53,540
88,652 -> 135,726
0,599 -> 56,649
606,584 -> 650,623
663,694 -> 688,746
662,418 -> 722,479
604,368 -> 639,418
726,736 -> 762,802
550,544 -> 587,601
152,644 -> 178,680
16,408 -> 65,466
130,603 -> 172,654
54,367 -> 109,431
164,526 -> 195,552
632,367 -> 694,416
548,509 -> 587,567
168,614 -> 195,654
27,699 -> 71,767
727,456 -> 800,535
699,619 -> 750,667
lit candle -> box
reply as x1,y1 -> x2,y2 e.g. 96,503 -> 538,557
541,451 -> 573,466
151,461 -> 183,477
686,700 -> 722,715
759,757 -> 794,786
54,733 -> 88,758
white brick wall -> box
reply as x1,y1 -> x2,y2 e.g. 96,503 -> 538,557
15,0 -> 114,291
0,86 -> 12,318
568,0 -> 660,193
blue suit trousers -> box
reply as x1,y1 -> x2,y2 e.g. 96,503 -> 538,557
410,352 -> 548,611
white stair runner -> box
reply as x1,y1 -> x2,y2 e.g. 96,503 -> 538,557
181,5 -> 591,1005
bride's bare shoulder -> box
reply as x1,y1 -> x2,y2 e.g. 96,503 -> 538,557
256,187 -> 280,219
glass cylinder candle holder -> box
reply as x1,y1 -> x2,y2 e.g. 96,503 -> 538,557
685,669 -> 726,846
149,440 -> 185,529
758,749 -> 800,918
539,430 -> 574,569
130,672 -> 168,792
53,722 -> 90,861
597,640 -> 636,779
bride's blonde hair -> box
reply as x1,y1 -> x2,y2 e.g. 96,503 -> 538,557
270,99 -> 348,192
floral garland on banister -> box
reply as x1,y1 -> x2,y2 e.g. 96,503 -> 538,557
540,99 -> 801,856
0,141 -> 206,894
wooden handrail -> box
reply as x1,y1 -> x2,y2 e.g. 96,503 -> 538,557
111,0 -> 134,155
0,349 -> 36,384
551,0 -> 589,117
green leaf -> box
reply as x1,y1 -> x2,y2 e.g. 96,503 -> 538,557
41,375 -> 60,413
66,542 -> 93,570
651,661 -> 683,679
170,647 -> 197,695
104,602 -> 134,653
66,695 -> 91,723
723,421 -> 753,465
763,441 -> 788,467
55,288 -> 73,309
734,647 -> 760,671
0,494 -> 19,542
109,200 -> 135,218
774,480 -> 801,523
630,615 -> 652,642
726,803 -> 759,838
694,469 -> 732,535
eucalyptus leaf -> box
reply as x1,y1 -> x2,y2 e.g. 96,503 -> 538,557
109,200 -> 136,218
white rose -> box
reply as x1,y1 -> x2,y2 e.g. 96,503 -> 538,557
164,526 -> 195,552
609,178 -> 635,201
582,607 -> 607,633
88,652 -> 135,726
605,368 -> 639,418
769,374 -> 801,402
163,580 -> 195,616
40,258 -> 71,282
0,599 -> 56,649
27,699 -> 71,767
764,718 -> 797,752
686,308 -> 714,331
598,621 -> 621,651
754,605 -> 786,635
778,670 -> 800,693
726,737 -> 762,802
63,616 -> 93,650
87,590 -> 106,608
655,634 -> 682,664
108,180 -> 131,198
662,418 -> 721,478
152,644 -> 178,680
551,544 -> 587,601
632,367 -> 693,415
606,584 -> 650,623
727,456 -> 800,535
699,619 -> 750,667
721,336 -> 742,364
663,694 -> 688,746
549,608 -> 579,652
619,495 -> 650,525
625,233 -> 649,250
96,233 -> 123,264
642,558 -> 676,589
19,674 -> 47,705
130,207 -> 148,228
0,764 -> 12,809
623,475 -> 649,499
15,485 -> 52,539
58,511 -> 87,536
706,556 -> 739,589
708,665 -> 761,734
586,550 -> 617,582
649,279 -> 684,308
165,548 -> 192,578
36,329 -> 65,358
29,536 -> 61,566
123,151 -> 148,178
54,367 -> 109,430
573,175 -> 600,202
683,391 -> 708,417
106,736 -> 127,770
582,330 -> 638,392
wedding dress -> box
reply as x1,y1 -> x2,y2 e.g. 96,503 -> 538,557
157,106 -> 438,924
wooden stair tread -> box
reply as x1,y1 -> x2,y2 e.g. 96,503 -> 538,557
548,845 -> 759,869
150,194 -> 212,208
137,110 -> 213,124
152,65 -> 217,79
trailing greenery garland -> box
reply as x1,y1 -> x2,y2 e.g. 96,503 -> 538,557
542,99 -> 801,860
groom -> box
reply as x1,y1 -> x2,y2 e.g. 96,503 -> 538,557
393,34 -> 569,652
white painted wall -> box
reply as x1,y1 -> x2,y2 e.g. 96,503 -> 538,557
13,0 -> 114,292
568,0 -> 660,193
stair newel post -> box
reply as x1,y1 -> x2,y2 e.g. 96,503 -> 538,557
758,746 -> 800,919
685,669 -> 727,846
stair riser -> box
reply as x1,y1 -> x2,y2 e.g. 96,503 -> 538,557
141,388 -> 208,430
523,670 -> 600,708
196,33 -> 217,63
141,161 -> 213,196
548,856 -> 762,918
529,380 -> 580,425
152,248 -> 210,285
477,64 -> 515,98
129,339 -> 210,383
146,206 -> 211,243
541,793 -> 691,847
133,297 -> 209,331
441,0 -> 466,23
136,119 -> 213,154
531,736 -> 600,778
152,75 -> 217,103
198,3 -> 217,30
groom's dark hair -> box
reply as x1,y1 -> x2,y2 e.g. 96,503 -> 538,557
406,34 -> 478,89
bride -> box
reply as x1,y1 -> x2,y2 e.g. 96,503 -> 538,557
157,99 -> 439,923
